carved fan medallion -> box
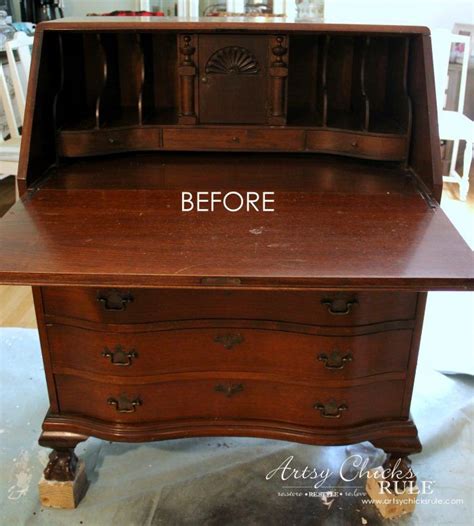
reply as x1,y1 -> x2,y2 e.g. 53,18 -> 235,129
205,46 -> 260,75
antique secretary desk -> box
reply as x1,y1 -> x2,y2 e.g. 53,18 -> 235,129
0,18 -> 472,504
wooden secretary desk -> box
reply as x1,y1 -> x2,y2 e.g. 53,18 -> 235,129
0,18 -> 472,505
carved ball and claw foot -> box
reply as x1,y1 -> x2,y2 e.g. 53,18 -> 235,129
38,432 -> 89,509
43,448 -> 78,482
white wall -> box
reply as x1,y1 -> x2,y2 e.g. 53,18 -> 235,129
324,0 -> 473,31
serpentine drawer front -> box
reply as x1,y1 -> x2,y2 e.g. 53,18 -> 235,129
42,287 -> 418,326
54,375 -> 406,427
47,324 -> 413,380
0,19 -> 472,508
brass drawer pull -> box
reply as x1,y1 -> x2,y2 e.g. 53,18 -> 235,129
102,345 -> 138,366
214,333 -> 244,350
97,290 -> 134,311
314,400 -> 348,419
107,395 -> 142,413
215,383 -> 244,398
318,350 -> 353,370
321,298 -> 358,315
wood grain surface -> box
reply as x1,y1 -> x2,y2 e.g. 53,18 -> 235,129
0,177 -> 471,289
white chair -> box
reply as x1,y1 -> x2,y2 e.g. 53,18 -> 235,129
0,32 -> 33,199
5,31 -> 33,123
432,30 -> 474,201
0,64 -> 21,198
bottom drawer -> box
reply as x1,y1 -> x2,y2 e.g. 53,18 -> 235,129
55,375 -> 405,428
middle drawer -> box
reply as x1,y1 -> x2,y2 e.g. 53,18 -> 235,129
48,325 -> 412,380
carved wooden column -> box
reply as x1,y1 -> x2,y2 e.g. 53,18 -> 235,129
268,35 -> 288,125
178,34 -> 198,124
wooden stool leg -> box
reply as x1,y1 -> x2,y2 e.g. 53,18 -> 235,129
38,432 -> 89,509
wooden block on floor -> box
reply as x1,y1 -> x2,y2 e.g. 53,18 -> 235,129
38,460 -> 88,509
365,467 -> 419,519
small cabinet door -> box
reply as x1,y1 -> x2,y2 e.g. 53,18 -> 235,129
198,35 -> 269,124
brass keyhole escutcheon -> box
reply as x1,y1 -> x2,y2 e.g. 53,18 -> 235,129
214,333 -> 244,350
215,383 -> 244,398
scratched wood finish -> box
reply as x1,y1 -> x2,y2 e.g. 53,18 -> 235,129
1,20 -> 472,493
0,186 -> 472,289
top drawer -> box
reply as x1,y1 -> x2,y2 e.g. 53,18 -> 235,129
41,287 -> 418,326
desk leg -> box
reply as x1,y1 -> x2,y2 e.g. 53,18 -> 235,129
369,431 -> 421,518
38,431 -> 89,508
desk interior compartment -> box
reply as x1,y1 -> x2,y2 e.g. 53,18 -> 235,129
56,31 -> 178,153
364,36 -> 411,134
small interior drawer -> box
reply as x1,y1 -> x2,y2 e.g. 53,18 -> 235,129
163,128 -> 305,151
58,127 -> 162,157
306,130 -> 407,160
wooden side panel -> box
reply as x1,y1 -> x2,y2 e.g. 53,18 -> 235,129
32,287 -> 59,412
407,34 -> 442,201
18,30 -> 61,191
401,292 -> 427,416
